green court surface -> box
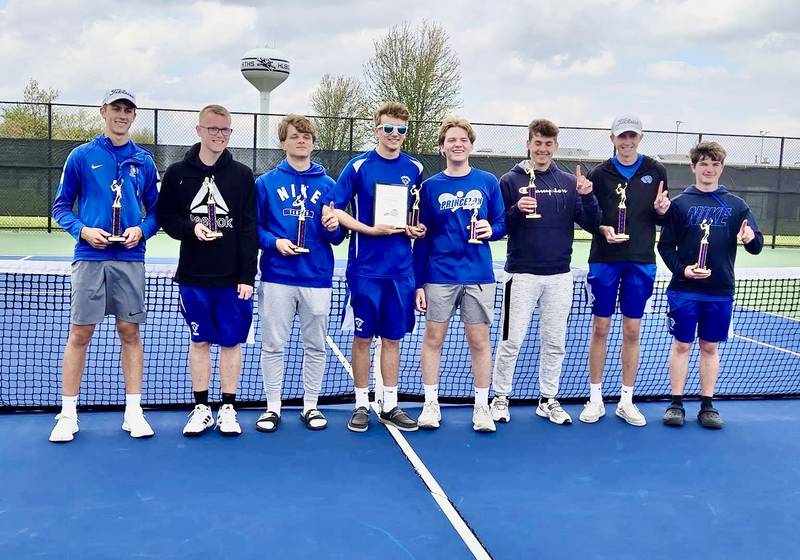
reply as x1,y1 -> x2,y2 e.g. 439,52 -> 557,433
1,230 -> 799,269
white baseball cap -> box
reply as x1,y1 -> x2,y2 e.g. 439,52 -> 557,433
102,88 -> 137,107
611,115 -> 643,136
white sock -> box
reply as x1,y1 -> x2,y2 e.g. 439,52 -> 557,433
267,400 -> 282,416
303,396 -> 318,415
61,395 -> 78,417
620,384 -> 634,406
423,384 -> 439,404
590,383 -> 603,404
125,394 -> 142,412
355,387 -> 369,410
383,385 -> 398,411
474,387 -> 489,407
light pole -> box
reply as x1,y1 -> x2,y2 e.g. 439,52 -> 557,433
759,130 -> 769,164
675,120 -> 684,154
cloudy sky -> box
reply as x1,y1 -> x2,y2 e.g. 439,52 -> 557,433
1,0 -> 798,140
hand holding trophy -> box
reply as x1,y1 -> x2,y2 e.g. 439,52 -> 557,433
614,182 -> 630,241
692,219 -> 712,275
518,161 -> 541,219
292,189 -> 310,254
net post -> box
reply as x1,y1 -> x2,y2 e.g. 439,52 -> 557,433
348,118 -> 355,160
252,112 -> 258,173
372,337 -> 384,409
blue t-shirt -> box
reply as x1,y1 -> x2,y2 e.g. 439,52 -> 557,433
330,149 -> 423,279
412,168 -> 506,287
612,154 -> 644,180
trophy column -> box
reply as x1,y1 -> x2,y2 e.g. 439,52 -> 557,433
108,179 -> 126,242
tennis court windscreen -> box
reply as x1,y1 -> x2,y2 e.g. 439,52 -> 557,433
1,261 -> 799,409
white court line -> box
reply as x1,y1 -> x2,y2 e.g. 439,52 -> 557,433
19,255 -> 32,261
733,334 -> 800,358
326,335 -> 491,560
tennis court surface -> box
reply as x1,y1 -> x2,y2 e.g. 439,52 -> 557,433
2,257 -> 800,558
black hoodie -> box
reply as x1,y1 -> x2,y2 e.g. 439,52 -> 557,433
657,185 -> 763,296
501,161 -> 601,275
587,155 -> 668,264
157,143 -> 258,287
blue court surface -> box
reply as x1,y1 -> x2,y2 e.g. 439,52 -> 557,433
2,400 -> 800,559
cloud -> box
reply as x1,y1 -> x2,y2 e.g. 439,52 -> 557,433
646,61 -> 728,82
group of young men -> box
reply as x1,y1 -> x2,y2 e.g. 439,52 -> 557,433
47,88 -> 763,443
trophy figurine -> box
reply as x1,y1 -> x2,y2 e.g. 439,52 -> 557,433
518,161 -> 542,219
204,176 -> 223,239
468,206 -> 483,244
292,191 -> 311,254
614,183 -> 630,241
408,184 -> 421,227
693,219 -> 712,274
108,179 -> 126,242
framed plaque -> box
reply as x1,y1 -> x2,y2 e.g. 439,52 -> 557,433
373,183 -> 408,228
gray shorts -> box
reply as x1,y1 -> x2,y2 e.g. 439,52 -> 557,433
424,283 -> 495,324
71,261 -> 146,325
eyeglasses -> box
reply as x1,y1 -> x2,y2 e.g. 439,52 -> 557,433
199,125 -> 233,137
376,124 -> 408,135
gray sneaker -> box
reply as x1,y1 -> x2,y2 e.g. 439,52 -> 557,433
347,406 -> 370,432
379,407 -> 418,432
536,399 -> 572,425
663,406 -> 685,427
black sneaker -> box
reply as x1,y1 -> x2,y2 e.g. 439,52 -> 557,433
378,406 -> 418,432
663,405 -> 685,427
347,406 -> 370,432
698,407 -> 723,429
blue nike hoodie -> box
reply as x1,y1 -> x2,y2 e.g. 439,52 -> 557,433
52,135 -> 159,262
255,159 -> 346,288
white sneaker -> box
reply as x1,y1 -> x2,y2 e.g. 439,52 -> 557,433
472,404 -> 496,432
216,404 -> 242,436
579,400 -> 606,423
616,402 -> 647,427
417,401 -> 441,429
183,404 -> 214,437
536,399 -> 572,425
490,395 -> 510,423
49,413 -> 79,442
122,408 -> 155,438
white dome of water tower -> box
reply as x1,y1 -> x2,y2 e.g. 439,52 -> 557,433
241,46 -> 290,148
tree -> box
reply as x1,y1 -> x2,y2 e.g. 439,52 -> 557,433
309,74 -> 371,151
363,21 -> 461,154
0,78 -> 154,143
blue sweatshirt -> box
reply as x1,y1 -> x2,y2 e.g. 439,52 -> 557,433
501,161 -> 601,275
330,149 -> 423,279
413,168 -> 506,288
255,160 -> 346,288
657,185 -> 763,297
52,135 -> 159,262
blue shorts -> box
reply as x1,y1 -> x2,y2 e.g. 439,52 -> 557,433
347,274 -> 415,340
666,290 -> 733,344
587,262 -> 657,319
178,285 -> 253,346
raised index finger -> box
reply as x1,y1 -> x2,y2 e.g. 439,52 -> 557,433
657,181 -> 664,197
576,164 -> 583,178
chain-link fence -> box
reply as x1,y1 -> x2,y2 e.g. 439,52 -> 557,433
1,101 -> 799,246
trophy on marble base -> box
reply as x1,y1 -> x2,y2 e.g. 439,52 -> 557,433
108,179 -> 126,242
292,190 -> 310,254
519,161 -> 542,219
408,184 -> 421,227
614,182 -> 630,241
468,206 -> 483,244
203,176 -> 223,239
693,219 -> 712,274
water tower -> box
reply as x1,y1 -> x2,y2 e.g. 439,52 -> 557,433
241,46 -> 290,148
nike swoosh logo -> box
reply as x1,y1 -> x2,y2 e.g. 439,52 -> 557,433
128,311 -> 145,317
91,164 -> 103,169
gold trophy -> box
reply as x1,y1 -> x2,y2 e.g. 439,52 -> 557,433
108,179 -> 126,242
203,176 -> 223,239
693,219 -> 712,274
468,206 -> 483,244
408,184 -> 421,227
292,190 -> 311,254
614,183 -> 630,241
518,161 -> 541,219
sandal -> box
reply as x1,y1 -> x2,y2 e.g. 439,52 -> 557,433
698,407 -> 723,430
300,409 -> 328,431
662,405 -> 685,427
255,410 -> 280,432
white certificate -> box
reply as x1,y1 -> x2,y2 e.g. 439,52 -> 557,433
373,183 -> 408,228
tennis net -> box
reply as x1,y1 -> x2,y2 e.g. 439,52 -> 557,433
1,260 -> 799,410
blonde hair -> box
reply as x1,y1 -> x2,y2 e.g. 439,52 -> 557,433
438,116 -> 476,146
198,104 -> 231,122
